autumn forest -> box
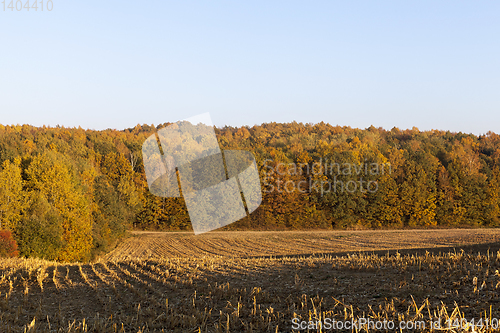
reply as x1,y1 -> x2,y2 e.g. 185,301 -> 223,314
1,122 -> 500,261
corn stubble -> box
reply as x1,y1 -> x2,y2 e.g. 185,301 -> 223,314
0,232 -> 499,332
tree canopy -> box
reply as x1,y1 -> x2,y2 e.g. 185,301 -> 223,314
1,123 -> 500,261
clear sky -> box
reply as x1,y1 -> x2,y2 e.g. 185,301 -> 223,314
1,1 -> 499,134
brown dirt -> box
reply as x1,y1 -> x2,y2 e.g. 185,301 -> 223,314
1,229 -> 500,332
106,229 -> 500,261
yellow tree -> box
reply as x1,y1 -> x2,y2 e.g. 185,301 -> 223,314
26,152 -> 93,261
371,174 -> 402,227
0,158 -> 25,231
400,162 -> 437,227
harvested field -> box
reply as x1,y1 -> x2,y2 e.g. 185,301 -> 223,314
106,229 -> 500,261
1,229 -> 500,332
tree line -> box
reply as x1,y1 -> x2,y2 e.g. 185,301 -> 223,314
1,122 -> 500,260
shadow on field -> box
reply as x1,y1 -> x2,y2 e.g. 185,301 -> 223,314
244,241 -> 500,259
3,240 -> 500,332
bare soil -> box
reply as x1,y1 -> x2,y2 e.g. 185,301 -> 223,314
107,228 -> 500,260
1,229 -> 500,332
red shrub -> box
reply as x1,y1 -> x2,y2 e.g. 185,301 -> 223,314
0,230 -> 19,258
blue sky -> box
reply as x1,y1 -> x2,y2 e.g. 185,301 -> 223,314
1,1 -> 499,134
